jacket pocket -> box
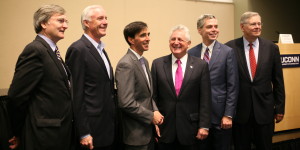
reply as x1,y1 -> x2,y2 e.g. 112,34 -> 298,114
36,118 -> 61,127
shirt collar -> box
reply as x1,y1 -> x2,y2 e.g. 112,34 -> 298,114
129,48 -> 143,60
38,34 -> 57,52
84,33 -> 105,51
243,36 -> 258,48
202,40 -> 216,52
172,53 -> 188,65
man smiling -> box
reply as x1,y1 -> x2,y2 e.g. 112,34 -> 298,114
116,21 -> 164,150
8,4 -> 73,150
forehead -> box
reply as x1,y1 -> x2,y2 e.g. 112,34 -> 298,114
247,15 -> 261,23
204,18 -> 218,25
50,13 -> 66,18
90,8 -> 106,17
171,30 -> 185,37
136,28 -> 149,34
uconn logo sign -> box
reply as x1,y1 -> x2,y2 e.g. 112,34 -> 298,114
280,54 -> 300,68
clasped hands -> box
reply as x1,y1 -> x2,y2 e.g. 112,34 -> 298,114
152,111 -> 164,125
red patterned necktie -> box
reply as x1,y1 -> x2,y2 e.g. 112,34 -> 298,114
175,59 -> 183,96
249,43 -> 257,79
203,47 -> 210,63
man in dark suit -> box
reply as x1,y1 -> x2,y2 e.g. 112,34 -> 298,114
225,11 -> 285,150
7,4 -> 73,150
115,21 -> 164,150
188,14 -> 239,150
66,5 -> 116,150
151,24 -> 211,150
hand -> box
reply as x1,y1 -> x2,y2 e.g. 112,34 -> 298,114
275,114 -> 284,123
154,125 -> 161,142
221,116 -> 232,129
8,136 -> 20,149
196,128 -> 209,140
80,135 -> 94,150
152,111 -> 164,125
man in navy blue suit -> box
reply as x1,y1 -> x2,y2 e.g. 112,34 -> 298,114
189,14 -> 239,150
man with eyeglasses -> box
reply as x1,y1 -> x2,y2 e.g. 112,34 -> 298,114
7,4 -> 73,150
225,11 -> 285,150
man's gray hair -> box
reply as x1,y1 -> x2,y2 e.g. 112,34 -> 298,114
33,4 -> 66,34
81,5 -> 104,30
197,14 -> 216,29
169,24 -> 191,42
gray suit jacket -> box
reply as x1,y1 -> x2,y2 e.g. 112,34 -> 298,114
115,49 -> 158,146
188,41 -> 239,125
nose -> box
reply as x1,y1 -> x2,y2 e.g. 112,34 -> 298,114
63,22 -> 68,29
146,34 -> 150,41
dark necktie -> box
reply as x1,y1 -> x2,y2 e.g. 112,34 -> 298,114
55,47 -> 70,87
203,47 -> 210,63
55,47 -> 62,60
175,59 -> 183,96
249,43 -> 257,79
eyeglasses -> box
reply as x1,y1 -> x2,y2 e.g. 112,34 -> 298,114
57,18 -> 69,24
245,22 -> 263,27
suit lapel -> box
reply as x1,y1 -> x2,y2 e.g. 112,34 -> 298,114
209,41 -> 221,70
36,36 -> 71,92
128,50 -> 151,91
254,37 -> 264,81
179,55 -> 194,96
102,48 -> 114,80
81,36 -> 110,79
163,55 -> 177,97
236,37 -> 252,81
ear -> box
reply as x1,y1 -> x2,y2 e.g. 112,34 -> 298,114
41,22 -> 47,29
83,20 -> 90,29
240,23 -> 244,32
128,37 -> 135,45
187,41 -> 191,47
197,28 -> 202,35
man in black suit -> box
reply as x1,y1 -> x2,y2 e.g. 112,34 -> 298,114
188,14 -> 238,150
66,5 -> 116,150
225,11 -> 285,150
8,4 -> 73,150
151,24 -> 211,150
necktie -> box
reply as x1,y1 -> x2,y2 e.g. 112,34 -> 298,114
175,59 -> 183,96
203,47 -> 210,63
97,45 -> 111,78
55,47 -> 62,60
55,47 -> 70,87
249,43 -> 257,79
139,58 -> 150,86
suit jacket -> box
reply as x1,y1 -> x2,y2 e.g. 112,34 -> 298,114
66,35 -> 116,147
188,41 -> 239,125
225,37 -> 285,124
115,49 -> 158,146
151,54 -> 211,145
8,35 -> 73,150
